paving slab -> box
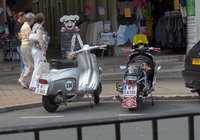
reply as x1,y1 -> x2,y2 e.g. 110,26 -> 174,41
0,57 -> 198,113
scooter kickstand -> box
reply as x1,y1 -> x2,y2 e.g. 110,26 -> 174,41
113,95 -> 122,103
151,94 -> 154,106
64,101 -> 67,106
86,93 -> 94,108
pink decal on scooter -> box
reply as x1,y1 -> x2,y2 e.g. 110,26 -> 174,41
122,97 -> 137,108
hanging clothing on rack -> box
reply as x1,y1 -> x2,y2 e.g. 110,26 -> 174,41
116,24 -> 127,45
123,24 -> 138,43
155,11 -> 186,49
116,23 -> 138,45
146,16 -> 153,40
85,21 -> 104,45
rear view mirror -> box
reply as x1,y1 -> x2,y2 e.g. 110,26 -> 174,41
120,65 -> 126,70
156,66 -> 161,71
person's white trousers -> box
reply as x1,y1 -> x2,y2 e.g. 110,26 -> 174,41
29,47 -> 43,89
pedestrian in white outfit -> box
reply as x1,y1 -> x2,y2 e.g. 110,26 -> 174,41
29,13 -> 48,91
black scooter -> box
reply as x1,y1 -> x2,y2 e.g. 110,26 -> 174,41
116,34 -> 161,110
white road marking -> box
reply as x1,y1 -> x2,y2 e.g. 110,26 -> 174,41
118,114 -> 145,117
20,116 -> 64,119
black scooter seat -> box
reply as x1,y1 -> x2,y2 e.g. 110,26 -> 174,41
50,59 -> 78,69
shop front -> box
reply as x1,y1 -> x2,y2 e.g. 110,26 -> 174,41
30,0 -> 197,56
0,0 -> 32,62
31,0 -> 118,56
1,0 -> 200,58
115,0 -> 189,55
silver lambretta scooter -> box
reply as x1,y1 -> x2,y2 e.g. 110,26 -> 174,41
36,44 -> 107,112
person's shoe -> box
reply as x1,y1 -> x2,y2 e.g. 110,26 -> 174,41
17,78 -> 22,84
19,80 -> 28,89
17,73 -> 23,84
29,87 -> 36,91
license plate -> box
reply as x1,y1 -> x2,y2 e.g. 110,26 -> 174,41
122,97 -> 137,108
192,58 -> 200,65
35,83 -> 49,95
123,84 -> 137,96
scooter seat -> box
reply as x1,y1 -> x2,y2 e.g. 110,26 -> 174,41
50,59 -> 78,69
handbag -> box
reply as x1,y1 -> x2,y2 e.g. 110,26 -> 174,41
29,33 -> 38,41
35,59 -> 50,79
35,58 -> 49,95
29,32 -> 49,49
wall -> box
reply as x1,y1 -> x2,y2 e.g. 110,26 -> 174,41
196,0 -> 200,40
14,0 -> 32,12
107,0 -> 117,31
0,0 -> 4,24
0,0 -> 6,24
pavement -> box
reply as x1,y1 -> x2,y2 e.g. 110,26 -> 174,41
0,59 -> 199,113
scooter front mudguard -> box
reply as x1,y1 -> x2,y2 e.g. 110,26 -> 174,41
77,53 -> 100,93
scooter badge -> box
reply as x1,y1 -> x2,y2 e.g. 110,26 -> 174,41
65,80 -> 73,91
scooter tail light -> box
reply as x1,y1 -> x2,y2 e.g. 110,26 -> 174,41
125,80 -> 135,85
39,79 -> 48,84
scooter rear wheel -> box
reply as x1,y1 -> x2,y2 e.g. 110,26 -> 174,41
42,96 -> 59,112
128,108 -> 135,111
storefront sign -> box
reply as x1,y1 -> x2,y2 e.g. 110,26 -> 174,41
186,16 -> 197,52
186,0 -> 195,16
124,8 -> 131,18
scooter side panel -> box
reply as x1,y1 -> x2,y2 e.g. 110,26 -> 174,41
77,53 -> 90,92
47,68 -> 80,95
88,54 -> 100,90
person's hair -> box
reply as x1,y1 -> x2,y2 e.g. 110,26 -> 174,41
24,12 -> 35,22
34,12 -> 45,24
15,12 -> 25,19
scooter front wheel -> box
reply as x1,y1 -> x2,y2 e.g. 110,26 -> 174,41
42,96 -> 59,112
93,83 -> 102,104
93,90 -> 100,104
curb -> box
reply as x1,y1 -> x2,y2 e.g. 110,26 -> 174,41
102,76 -> 183,82
0,95 -> 199,113
0,102 -> 42,113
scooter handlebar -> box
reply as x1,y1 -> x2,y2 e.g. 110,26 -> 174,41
122,47 -> 161,56
66,45 -> 107,58
88,45 -> 107,50
149,47 -> 161,52
76,45 -> 107,53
